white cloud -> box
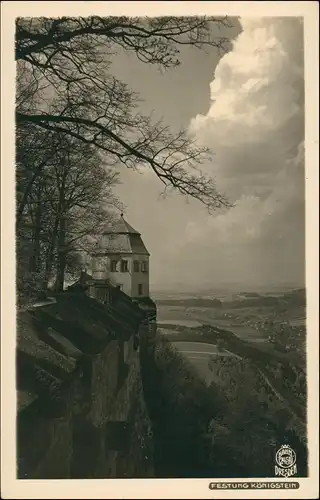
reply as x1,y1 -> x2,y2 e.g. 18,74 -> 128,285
182,17 -> 305,287
190,18 -> 303,143
115,17 -> 305,290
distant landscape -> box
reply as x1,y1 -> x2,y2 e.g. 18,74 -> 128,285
155,287 -> 306,341
148,286 -> 307,477
154,284 -> 306,397
151,282 -> 304,298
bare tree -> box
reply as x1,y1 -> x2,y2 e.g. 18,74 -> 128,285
17,131 -> 122,301
15,16 -> 234,211
48,136 -> 122,291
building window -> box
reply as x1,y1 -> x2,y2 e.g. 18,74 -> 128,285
96,287 -> 107,302
110,260 -> 117,272
133,260 -> 140,273
94,258 -> 104,271
138,284 -> 143,296
120,260 -> 128,272
141,261 -> 148,273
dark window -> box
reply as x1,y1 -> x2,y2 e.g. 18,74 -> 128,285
103,287 -> 111,304
96,287 -> 106,302
141,261 -> 148,273
138,284 -> 143,296
133,260 -> 140,272
110,260 -> 117,272
120,260 -> 128,272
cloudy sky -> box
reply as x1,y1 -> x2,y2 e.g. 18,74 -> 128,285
111,17 -> 305,292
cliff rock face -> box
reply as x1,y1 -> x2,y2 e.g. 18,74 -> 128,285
17,290 -> 155,479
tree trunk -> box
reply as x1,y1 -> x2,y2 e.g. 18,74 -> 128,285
16,160 -> 47,228
55,253 -> 66,292
54,209 -> 67,292
54,158 -> 68,292
28,184 -> 42,273
42,214 -> 60,290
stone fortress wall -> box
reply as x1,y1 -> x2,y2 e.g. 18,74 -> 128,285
17,287 -> 157,479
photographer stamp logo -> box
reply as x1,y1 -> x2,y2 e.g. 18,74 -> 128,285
275,445 -> 297,477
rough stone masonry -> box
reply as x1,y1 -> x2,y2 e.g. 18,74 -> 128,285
16,287 -> 156,479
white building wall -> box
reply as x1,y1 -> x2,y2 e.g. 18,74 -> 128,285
91,254 -> 149,298
131,255 -> 149,298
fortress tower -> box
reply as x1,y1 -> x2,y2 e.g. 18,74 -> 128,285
91,214 -> 150,299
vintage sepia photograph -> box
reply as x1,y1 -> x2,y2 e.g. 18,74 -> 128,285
1,1 -> 319,499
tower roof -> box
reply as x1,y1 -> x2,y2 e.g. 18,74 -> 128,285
102,213 -> 140,235
94,214 -> 149,255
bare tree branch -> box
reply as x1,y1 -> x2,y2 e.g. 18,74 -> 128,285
16,16 -> 234,211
